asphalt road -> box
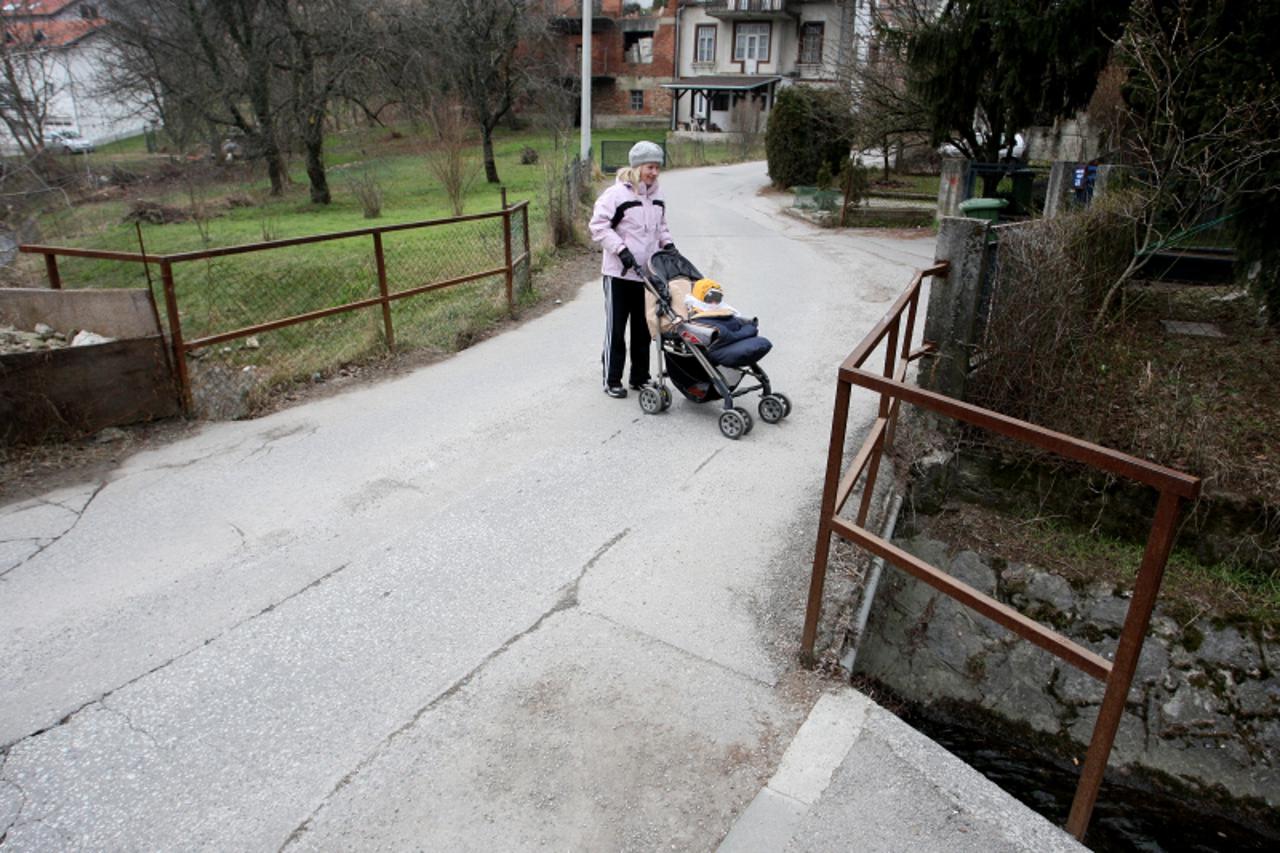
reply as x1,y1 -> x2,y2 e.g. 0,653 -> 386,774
0,161 -> 937,850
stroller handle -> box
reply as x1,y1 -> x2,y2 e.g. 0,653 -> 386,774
634,265 -> 680,322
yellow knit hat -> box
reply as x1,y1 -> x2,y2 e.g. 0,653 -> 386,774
692,278 -> 723,302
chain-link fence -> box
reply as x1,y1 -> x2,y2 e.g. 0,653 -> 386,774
21,203 -> 531,418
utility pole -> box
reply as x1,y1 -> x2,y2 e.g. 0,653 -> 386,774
580,0 -> 592,164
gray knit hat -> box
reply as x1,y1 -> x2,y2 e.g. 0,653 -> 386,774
628,140 -> 664,167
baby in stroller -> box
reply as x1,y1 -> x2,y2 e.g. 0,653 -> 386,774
634,248 -> 791,439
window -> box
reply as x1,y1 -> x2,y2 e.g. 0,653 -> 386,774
623,31 -> 655,64
695,25 -> 716,63
734,23 -> 769,63
800,22 -> 824,65
630,90 -> 644,111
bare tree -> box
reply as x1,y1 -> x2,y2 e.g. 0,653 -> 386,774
838,0 -> 935,178
104,0 -> 291,194
408,0 -> 555,184
0,17 -> 63,158
269,0 -> 379,204
1094,0 -> 1280,323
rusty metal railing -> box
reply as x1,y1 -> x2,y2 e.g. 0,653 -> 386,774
20,199 -> 531,414
801,260 -> 1202,840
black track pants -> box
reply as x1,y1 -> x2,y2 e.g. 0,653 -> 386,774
601,275 -> 650,387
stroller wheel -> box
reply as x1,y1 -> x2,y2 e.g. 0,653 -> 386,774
775,393 -> 792,417
758,395 -> 786,424
638,385 -> 664,415
734,406 -> 754,434
719,409 -> 748,440
659,386 -> 672,411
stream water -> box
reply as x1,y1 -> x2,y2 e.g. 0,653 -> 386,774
908,715 -> 1278,851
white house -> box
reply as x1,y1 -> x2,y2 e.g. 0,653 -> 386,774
664,0 -> 873,132
0,0 -> 143,152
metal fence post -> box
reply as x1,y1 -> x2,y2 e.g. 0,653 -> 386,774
159,260 -> 192,414
502,201 -> 514,316
1066,489 -> 1184,838
43,252 -> 62,290
373,232 -> 395,351
801,378 -> 853,662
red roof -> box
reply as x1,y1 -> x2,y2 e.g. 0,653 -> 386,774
3,16 -> 103,48
1,2 -> 80,17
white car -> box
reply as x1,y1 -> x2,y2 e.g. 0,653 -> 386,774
938,132 -> 1026,162
46,130 -> 95,154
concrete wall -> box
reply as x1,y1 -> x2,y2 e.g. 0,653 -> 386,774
0,288 -> 162,340
920,216 -> 989,400
0,288 -> 179,443
855,531 -> 1280,828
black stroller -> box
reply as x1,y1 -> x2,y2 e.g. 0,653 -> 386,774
633,248 -> 791,439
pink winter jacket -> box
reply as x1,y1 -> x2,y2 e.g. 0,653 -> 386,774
589,174 -> 673,282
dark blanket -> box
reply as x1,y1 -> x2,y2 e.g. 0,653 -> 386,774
697,315 -> 773,367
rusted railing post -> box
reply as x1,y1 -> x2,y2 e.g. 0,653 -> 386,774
801,378 -> 853,663
1066,489 -> 1184,838
521,202 -> 531,262
373,232 -> 395,351
159,260 -> 192,414
501,196 -> 514,316
43,252 -> 62,290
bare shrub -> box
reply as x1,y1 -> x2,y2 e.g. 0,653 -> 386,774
543,152 -> 583,248
729,98 -> 766,161
966,206 -> 1132,433
345,168 -> 383,219
423,100 -> 481,216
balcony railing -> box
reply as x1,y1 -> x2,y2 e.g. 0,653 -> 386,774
708,0 -> 785,12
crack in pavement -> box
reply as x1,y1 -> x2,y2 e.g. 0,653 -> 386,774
587,609 -> 777,689
0,482 -> 107,582
0,749 -> 22,845
242,425 -> 319,464
278,528 -> 631,851
2,560 -> 353,751
98,704 -> 162,750
683,448 -> 724,490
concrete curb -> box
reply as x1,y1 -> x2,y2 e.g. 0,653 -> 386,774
718,687 -> 1087,853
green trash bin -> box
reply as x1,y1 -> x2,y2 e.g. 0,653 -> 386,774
1010,168 -> 1035,214
958,197 -> 1008,223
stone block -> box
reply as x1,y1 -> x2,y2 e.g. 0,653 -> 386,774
1196,625 -> 1262,674
1133,638 -> 1170,687
1069,704 -> 1147,765
1021,570 -> 1076,617
949,549 -> 998,596
1155,682 -> 1234,738
1230,679 -> 1280,717
1080,589 -> 1132,634
979,642 -> 1063,734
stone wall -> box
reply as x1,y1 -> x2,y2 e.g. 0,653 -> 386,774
854,533 -> 1280,830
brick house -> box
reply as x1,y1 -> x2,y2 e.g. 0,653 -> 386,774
554,0 -> 678,129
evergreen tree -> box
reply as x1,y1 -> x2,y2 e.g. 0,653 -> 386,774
902,0 -> 1130,168
764,86 -> 855,189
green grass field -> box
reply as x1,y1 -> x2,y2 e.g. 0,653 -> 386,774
19,123 -> 760,407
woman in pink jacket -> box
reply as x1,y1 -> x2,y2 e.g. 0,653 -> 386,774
589,140 -> 675,398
